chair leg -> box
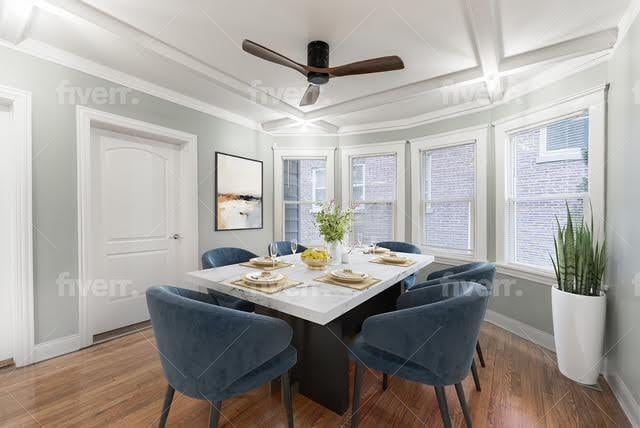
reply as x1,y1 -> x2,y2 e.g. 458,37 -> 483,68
382,373 -> 388,391
434,386 -> 452,428
209,401 -> 222,428
282,371 -> 294,428
158,384 -> 174,428
470,359 -> 481,392
455,383 -> 473,428
476,341 -> 486,368
351,363 -> 364,428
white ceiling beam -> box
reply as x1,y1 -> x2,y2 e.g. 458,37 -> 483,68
499,28 -> 618,75
0,0 -> 36,44
304,66 -> 485,122
462,0 -> 504,102
39,0 -> 305,120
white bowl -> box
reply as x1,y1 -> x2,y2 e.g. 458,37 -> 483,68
330,269 -> 368,283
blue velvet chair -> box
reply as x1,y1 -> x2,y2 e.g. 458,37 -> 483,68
349,282 -> 489,428
271,241 -> 308,256
376,241 -> 422,289
146,286 -> 296,428
201,247 -> 257,312
409,263 -> 496,373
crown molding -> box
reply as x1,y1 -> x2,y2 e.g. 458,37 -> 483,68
616,0 -> 640,50
0,38 -> 262,131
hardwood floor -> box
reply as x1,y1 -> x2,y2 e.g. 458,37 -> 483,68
0,323 -> 630,427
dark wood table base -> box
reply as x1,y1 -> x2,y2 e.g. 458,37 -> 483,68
269,284 -> 401,415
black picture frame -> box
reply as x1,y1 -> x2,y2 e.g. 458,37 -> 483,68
214,152 -> 264,231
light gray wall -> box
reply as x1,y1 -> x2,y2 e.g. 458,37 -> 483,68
0,46 -> 274,344
605,14 -> 640,404
338,63 -> 609,336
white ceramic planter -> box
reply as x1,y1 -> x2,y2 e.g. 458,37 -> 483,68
551,287 -> 606,385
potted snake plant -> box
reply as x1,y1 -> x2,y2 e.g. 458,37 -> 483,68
550,204 -> 607,385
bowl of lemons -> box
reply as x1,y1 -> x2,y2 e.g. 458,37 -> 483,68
300,248 -> 331,270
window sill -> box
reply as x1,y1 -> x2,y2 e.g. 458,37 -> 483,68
495,263 -> 557,287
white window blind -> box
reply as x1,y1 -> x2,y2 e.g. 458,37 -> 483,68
421,143 -> 476,253
283,159 -> 327,245
350,154 -> 396,243
507,114 -> 590,269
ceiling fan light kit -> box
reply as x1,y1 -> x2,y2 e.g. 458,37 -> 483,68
242,39 -> 404,106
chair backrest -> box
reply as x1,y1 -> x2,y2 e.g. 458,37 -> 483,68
376,241 -> 422,254
362,282 -> 489,386
146,286 -> 293,399
202,247 -> 258,269
271,241 -> 308,256
427,262 -> 496,292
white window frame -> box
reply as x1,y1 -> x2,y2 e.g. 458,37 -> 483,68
351,164 -> 366,201
340,141 -> 406,242
536,113 -> 587,163
494,90 -> 606,285
311,166 -> 327,203
273,147 -> 335,243
410,126 -> 488,263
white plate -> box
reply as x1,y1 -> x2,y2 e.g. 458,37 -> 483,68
244,271 -> 284,286
366,247 -> 389,254
250,257 -> 276,266
330,270 -> 368,283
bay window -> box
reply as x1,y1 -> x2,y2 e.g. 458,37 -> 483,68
340,143 -> 405,244
495,91 -> 605,282
273,148 -> 335,245
410,127 -> 487,261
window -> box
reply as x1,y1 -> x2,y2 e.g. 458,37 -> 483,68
274,148 -> 335,245
411,128 -> 487,261
311,167 -> 326,204
341,143 -> 405,244
495,92 -> 605,281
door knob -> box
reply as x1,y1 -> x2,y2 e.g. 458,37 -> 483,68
169,233 -> 181,240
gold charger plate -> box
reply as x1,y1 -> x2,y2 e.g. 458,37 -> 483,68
239,261 -> 293,271
369,257 -> 416,267
315,274 -> 381,291
230,277 -> 303,294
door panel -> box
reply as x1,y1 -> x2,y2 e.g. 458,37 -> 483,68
89,129 -> 181,336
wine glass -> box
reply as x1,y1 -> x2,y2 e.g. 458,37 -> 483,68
355,232 -> 363,249
370,240 -> 377,254
269,242 -> 278,268
290,239 -> 298,256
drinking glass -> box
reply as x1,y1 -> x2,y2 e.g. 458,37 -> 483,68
269,242 -> 278,268
370,240 -> 377,254
356,233 -> 364,249
290,239 -> 298,255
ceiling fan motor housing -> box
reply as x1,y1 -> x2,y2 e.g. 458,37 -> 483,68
307,40 -> 330,85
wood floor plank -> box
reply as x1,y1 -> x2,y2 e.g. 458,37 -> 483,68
0,323 -> 630,427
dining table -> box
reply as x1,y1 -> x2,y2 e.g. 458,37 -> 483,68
186,250 -> 435,415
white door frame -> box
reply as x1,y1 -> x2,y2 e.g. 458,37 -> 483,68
76,106 -> 198,348
0,84 -> 34,367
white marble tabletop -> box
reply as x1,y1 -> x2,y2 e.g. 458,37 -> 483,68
186,251 -> 434,325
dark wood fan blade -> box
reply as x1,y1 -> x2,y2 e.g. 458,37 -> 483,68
242,40 -> 308,76
299,84 -> 320,106
316,56 -> 405,77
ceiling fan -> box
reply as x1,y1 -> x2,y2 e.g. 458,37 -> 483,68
242,39 -> 405,107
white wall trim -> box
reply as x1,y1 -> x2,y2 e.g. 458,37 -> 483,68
616,0 -> 640,52
272,147 -> 336,243
485,309 -> 556,352
32,334 -> 81,364
76,106 -> 198,348
604,371 -> 640,427
0,84 -> 34,367
0,38 -> 261,131
409,126 -> 489,262
339,141 -> 406,241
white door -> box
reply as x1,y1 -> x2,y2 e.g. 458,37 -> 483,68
0,106 -> 13,361
89,128 -> 183,336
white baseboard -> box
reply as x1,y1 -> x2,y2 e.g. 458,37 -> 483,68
32,334 -> 81,364
605,371 -> 640,428
484,309 -> 556,352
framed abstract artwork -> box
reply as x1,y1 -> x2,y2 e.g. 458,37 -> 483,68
215,152 -> 263,231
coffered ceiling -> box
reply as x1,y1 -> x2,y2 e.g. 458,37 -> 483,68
0,0 -> 633,134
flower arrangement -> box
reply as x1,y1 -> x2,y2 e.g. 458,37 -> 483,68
314,202 -> 354,243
